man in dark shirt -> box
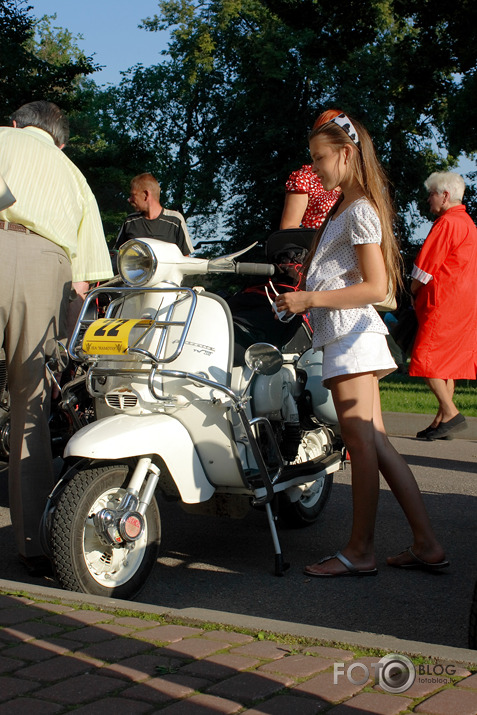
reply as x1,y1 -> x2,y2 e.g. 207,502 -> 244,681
115,173 -> 193,254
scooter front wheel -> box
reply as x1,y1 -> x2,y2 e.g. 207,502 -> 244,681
49,463 -> 161,599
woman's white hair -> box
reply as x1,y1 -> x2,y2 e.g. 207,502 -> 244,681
424,172 -> 466,202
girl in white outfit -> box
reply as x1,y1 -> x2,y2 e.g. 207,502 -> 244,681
276,112 -> 448,577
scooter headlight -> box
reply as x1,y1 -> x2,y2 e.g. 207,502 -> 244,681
118,240 -> 157,286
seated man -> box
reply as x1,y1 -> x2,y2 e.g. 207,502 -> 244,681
115,173 -> 193,254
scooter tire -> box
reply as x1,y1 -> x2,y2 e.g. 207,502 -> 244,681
278,472 -> 333,528
49,463 -> 161,599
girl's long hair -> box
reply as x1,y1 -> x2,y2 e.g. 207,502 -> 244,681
303,114 -> 403,295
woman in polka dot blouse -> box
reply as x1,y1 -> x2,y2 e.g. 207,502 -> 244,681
276,112 -> 448,578
280,110 -> 341,229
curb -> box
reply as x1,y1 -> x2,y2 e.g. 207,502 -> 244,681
383,412 -> 477,440
2,577 -> 477,668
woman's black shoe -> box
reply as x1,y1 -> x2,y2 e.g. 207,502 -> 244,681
416,425 -> 437,439
425,413 -> 467,440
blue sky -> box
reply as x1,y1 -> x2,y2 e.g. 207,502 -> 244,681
30,0 -> 170,84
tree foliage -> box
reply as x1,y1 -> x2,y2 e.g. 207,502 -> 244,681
10,0 -> 475,254
127,0 -> 476,253
0,1 -> 97,123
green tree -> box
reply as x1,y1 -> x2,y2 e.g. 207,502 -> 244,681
0,1 -> 97,123
137,0 -> 476,253
261,0 -> 477,230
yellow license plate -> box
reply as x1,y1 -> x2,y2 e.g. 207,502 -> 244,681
82,318 -> 153,355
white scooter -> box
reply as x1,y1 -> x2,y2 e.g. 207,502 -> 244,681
42,236 -> 344,599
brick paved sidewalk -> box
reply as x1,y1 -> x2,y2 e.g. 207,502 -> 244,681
0,589 -> 476,714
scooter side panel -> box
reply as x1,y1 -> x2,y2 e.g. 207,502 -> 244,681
63,413 -> 215,503
159,292 -> 247,488
296,348 -> 339,425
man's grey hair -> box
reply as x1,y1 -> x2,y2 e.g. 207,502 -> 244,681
424,172 -> 466,203
11,101 -> 69,148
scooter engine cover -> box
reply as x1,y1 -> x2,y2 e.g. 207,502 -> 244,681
297,348 -> 338,425
251,371 -> 283,416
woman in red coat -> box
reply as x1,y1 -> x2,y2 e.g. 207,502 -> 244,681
410,172 -> 477,440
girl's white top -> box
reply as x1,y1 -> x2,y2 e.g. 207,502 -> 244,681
306,198 -> 388,349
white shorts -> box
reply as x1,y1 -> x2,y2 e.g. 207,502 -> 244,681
322,332 -> 397,386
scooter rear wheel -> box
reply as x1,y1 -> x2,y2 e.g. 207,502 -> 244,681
49,463 -> 161,599
278,472 -> 333,528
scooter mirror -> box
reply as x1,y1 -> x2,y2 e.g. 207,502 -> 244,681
245,343 -> 283,376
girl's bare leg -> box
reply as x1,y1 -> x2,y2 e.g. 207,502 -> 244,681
371,378 -> 446,566
305,373 -> 379,575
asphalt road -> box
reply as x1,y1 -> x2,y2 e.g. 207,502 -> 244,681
0,433 -> 476,649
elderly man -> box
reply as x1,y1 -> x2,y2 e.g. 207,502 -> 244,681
0,100 -> 113,575
115,173 -> 192,254
410,172 -> 477,440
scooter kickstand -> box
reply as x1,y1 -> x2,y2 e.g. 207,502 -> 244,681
264,502 -> 290,576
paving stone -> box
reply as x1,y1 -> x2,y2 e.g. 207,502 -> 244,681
0,697 -> 64,714
81,636 -> 153,661
134,624 -> 203,643
258,654 -> 334,678
246,694 -> 327,714
328,691 -> 414,714
0,596 -> 36,607
113,616 -> 159,629
5,636 -> 83,658
415,687 -> 477,713
0,608 -> 40,625
416,660 -> 471,680
65,624 -> 134,643
24,636 -> 81,655
0,622 -> 62,642
230,640 -> 293,660
43,611 -> 116,627
4,642 -> 52,663
375,674 -> 453,699
158,693 -> 242,713
201,630 -> 255,645
0,675 -> 39,701
31,602 -> 76,614
207,670 -> 294,705
457,673 -> 477,689
0,654 -> 25,672
180,652 -> 260,681
157,638 -> 226,660
69,696 -> 152,714
304,646 -> 356,661
15,653 -> 102,681
103,653 -> 184,681
121,673 -> 210,703
37,672 -> 126,704
0,595 -> 25,609
292,670 -> 367,702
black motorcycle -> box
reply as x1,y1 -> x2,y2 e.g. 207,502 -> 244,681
0,344 -> 93,461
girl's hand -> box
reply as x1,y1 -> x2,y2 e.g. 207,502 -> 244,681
275,290 -> 310,315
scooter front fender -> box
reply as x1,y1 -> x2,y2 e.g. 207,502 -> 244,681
64,413 -> 215,503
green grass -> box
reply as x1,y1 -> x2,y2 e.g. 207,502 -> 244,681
379,372 -> 477,416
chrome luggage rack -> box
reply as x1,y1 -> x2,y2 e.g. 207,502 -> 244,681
68,286 -> 197,398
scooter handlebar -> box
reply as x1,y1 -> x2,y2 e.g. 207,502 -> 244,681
235,262 -> 275,276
